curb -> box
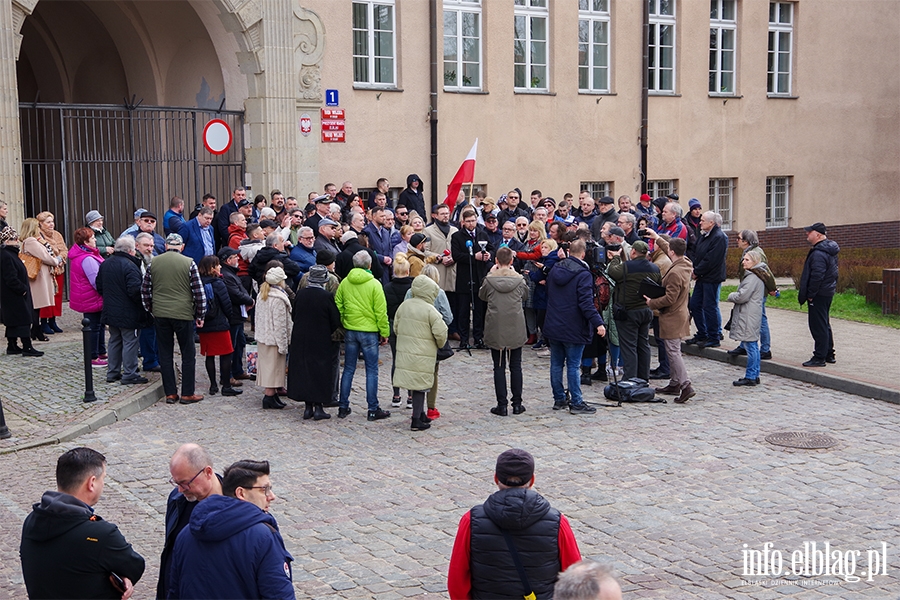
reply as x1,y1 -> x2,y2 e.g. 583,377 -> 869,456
0,382 -> 164,455
678,343 -> 900,405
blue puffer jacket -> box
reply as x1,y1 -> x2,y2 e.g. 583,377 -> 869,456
167,495 -> 294,599
543,257 -> 604,345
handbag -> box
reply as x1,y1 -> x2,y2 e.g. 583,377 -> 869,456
245,344 -> 258,375
436,340 -> 454,361
20,251 -> 41,280
724,308 -> 733,331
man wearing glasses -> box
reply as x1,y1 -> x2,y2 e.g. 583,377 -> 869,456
497,190 -> 531,226
158,443 -> 223,598
167,459 -> 294,599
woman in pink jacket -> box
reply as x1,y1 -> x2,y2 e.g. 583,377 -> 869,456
69,227 -> 106,366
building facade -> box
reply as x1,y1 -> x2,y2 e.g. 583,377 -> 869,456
1,0 -> 897,243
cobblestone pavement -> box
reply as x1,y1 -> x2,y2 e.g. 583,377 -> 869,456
1,339 -> 898,599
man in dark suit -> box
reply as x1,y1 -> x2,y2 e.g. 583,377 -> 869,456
451,207 -> 494,349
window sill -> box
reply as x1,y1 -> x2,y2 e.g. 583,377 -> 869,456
767,94 -> 798,99
709,94 -> 742,99
578,91 -> 616,96
443,89 -> 488,95
352,85 -> 403,92
649,92 -> 681,97
514,89 -> 556,96
765,224 -> 790,229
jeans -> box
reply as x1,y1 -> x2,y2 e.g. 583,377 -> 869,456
107,326 -> 140,380
491,348 -> 523,406
139,326 -> 159,369
340,329 -> 381,412
155,317 -> 196,396
83,312 -> 106,359
229,323 -> 246,377
760,297 -> 770,353
808,295 -> 834,360
549,340 -> 585,406
616,307 -> 653,380
742,340 -> 760,380
690,281 -> 722,341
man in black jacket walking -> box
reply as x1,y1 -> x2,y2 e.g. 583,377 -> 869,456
20,447 -> 145,599
798,222 -> 840,367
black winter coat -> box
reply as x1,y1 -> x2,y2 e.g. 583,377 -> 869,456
451,227 -> 494,291
799,239 -> 840,303
97,251 -> 151,330
384,276 -> 414,322
692,225 -> 729,283
198,275 -> 233,333
287,286 -> 341,404
221,263 -> 252,325
335,239 -> 383,281
0,244 -> 34,329
249,247 -> 301,285
396,174 -> 426,218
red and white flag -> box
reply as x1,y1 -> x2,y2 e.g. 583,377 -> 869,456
444,139 -> 478,211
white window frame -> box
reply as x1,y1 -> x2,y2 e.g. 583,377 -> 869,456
765,176 -> 790,228
443,1 -> 482,91
514,0 -> 549,91
352,0 -> 397,87
768,2 -> 793,96
578,0 -> 610,93
647,180 -> 676,199
709,0 -> 737,95
580,181 -> 613,198
708,178 -> 734,231
648,0 -> 676,93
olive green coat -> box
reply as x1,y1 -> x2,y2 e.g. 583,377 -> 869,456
392,276 -> 448,391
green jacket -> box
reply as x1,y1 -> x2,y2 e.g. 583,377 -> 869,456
91,227 -> 117,259
335,268 -> 389,337
392,276 -> 448,391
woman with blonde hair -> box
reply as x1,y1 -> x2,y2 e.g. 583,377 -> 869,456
392,224 -> 415,259
19,218 -> 61,342
36,211 -> 67,335
409,214 -> 426,233
254,266 -> 293,409
727,249 -> 769,387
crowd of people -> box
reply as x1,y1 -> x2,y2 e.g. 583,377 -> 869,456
0,181 -> 839,422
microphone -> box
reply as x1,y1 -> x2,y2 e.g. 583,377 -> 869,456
466,239 -> 473,255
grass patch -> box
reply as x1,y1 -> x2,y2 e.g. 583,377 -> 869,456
719,286 -> 900,329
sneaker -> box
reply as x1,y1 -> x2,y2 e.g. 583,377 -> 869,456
531,339 -> 545,350
732,378 -> 759,386
760,351 -> 772,360
590,369 -> 608,382
569,403 -> 597,414
802,358 -> 826,367
728,347 -> 747,356
367,408 -> 391,421
391,396 -> 402,408
91,358 -> 107,367
536,349 -> 551,358
825,354 -> 836,364
426,408 -> 441,420
552,400 -> 568,411
700,340 -> 720,349
406,397 -> 413,409
338,407 -> 351,418
106,374 -> 122,383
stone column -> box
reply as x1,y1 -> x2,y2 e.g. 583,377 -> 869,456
0,0 -> 30,225
293,4 -> 324,198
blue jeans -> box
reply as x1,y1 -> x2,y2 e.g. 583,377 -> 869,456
760,298 -> 770,353
139,326 -> 159,369
229,323 -> 246,377
549,340 -> 585,406
340,330 -> 381,412
690,281 -> 722,341
742,341 -> 760,379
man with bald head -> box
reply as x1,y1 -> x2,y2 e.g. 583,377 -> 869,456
157,443 -> 223,598
554,561 -> 622,600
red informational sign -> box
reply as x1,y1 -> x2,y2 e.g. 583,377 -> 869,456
322,130 -> 345,143
202,119 -> 232,155
321,108 -> 345,120
321,120 -> 345,131
299,114 -> 312,136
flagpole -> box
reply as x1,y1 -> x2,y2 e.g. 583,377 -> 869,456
468,182 -> 474,204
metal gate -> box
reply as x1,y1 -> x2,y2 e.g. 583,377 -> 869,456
19,103 -> 245,242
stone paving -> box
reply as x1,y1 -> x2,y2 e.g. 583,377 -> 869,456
1,337 -> 898,599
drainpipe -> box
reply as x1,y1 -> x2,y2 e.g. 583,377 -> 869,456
429,0 -> 439,210
640,0 -> 649,195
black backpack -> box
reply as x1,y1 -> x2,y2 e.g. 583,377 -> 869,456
603,378 -> 661,403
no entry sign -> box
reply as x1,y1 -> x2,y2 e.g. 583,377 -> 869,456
203,119 -> 232,155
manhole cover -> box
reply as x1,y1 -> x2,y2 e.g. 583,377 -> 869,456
765,432 -> 838,449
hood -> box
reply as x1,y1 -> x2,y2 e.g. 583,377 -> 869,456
228,223 -> 246,235
22,491 -> 94,543
485,271 -> 524,293
188,494 -> 277,542
411,274 -> 439,303
814,239 -> 840,256
547,257 -> 586,286
347,267 -> 375,285
406,173 -> 422,191
483,487 -> 551,531
239,238 -> 263,247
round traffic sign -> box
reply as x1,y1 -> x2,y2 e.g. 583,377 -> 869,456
203,119 -> 232,155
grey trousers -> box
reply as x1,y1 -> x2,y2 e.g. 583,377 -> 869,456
662,337 -> 690,389
107,326 -> 141,381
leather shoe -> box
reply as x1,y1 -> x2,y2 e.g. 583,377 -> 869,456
229,378 -> 244,387
143,364 -> 161,372
22,348 -> 44,357
106,374 -> 122,383
448,332 -> 461,341
655,383 -> 681,395
179,394 -> 204,404
313,405 -> 331,420
233,373 -> 251,380
512,403 -> 526,415
262,395 -> 283,409
490,405 -> 508,416
803,358 -> 826,367
760,351 -> 772,360
338,407 -> 351,418
303,404 -> 314,420
649,369 -> 670,380
684,336 -> 705,345
732,378 -> 758,386
825,354 -> 836,364
700,340 -> 720,348
121,376 -> 149,385
675,384 -> 696,404
221,386 -> 243,396
165,395 -> 179,404
727,347 -> 747,356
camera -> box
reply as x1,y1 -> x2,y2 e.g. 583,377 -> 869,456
638,228 -> 649,236
559,242 -> 570,252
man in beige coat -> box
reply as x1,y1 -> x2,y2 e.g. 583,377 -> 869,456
479,247 -> 528,416
424,203 -> 459,339
645,237 -> 695,403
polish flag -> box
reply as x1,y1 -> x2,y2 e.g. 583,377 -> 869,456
444,139 -> 478,211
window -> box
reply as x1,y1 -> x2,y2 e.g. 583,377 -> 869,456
768,2 -> 793,95
647,180 -> 675,199
352,1 -> 396,86
578,0 -> 610,92
580,181 -> 613,198
648,0 -> 676,93
709,0 -> 736,94
766,176 -> 790,228
708,178 -> 734,230
514,0 -> 549,90
444,1 -> 482,90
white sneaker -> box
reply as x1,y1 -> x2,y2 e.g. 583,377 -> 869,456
536,349 -> 551,358
391,398 -> 402,408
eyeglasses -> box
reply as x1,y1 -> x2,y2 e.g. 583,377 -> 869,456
168,468 -> 205,490
516,223 -> 528,228
247,484 -> 274,495
300,236 -> 315,240
508,196 -> 519,200
396,211 -> 408,216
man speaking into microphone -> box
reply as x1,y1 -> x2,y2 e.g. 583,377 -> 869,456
452,208 -> 494,350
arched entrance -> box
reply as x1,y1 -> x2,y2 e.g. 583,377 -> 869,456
16,0 -> 246,238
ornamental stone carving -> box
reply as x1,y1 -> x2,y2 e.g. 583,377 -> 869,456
293,3 -> 324,101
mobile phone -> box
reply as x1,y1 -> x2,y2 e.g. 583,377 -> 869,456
638,228 -> 649,236
110,572 -> 126,593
